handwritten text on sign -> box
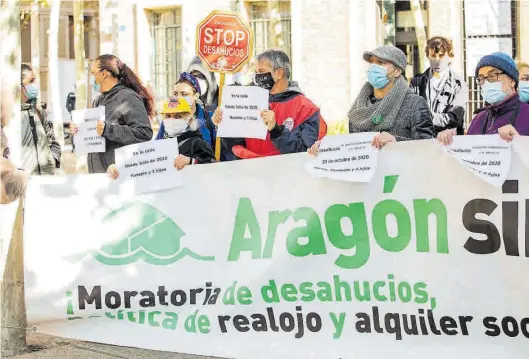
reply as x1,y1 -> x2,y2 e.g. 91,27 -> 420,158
218,86 -> 269,139
445,135 -> 511,187
72,107 -> 106,155
306,132 -> 379,182
115,139 -> 182,195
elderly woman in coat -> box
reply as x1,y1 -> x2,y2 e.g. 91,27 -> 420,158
309,45 -> 434,155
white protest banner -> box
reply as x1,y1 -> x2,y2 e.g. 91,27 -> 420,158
513,136 -> 529,171
24,140 -> 529,359
217,85 -> 269,139
306,132 -> 379,182
72,107 -> 106,155
444,135 -> 511,187
114,139 -> 182,195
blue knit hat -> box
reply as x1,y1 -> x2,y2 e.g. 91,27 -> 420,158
475,52 -> 519,87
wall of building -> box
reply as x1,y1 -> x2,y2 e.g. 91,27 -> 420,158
518,0 -> 529,62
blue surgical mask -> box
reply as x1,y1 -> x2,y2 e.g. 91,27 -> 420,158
519,81 -> 529,103
367,64 -> 389,89
25,84 -> 39,100
91,75 -> 100,93
481,81 -> 507,105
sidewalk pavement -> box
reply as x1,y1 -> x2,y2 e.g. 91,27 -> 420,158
13,333 -> 224,359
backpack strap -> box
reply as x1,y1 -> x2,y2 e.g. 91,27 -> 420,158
26,106 -> 42,175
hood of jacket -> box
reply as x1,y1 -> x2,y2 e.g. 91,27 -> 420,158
187,56 -> 218,107
269,81 -> 304,103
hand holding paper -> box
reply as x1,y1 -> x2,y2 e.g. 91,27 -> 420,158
444,135 -> 511,187
72,107 -> 106,155
306,132 -> 379,182
114,138 -> 182,195
217,86 -> 269,139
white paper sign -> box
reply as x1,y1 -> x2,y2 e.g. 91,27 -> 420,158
218,86 -> 269,139
444,135 -> 511,187
115,139 -> 182,195
306,132 -> 379,182
72,107 -> 106,155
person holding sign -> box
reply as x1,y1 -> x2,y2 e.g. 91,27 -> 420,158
309,45 -> 434,155
438,52 -> 529,144
107,97 -> 215,179
212,49 -> 327,160
70,55 -> 153,173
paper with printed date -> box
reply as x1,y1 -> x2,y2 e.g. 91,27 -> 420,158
444,135 -> 511,187
114,138 -> 182,195
217,86 -> 269,139
306,132 -> 379,182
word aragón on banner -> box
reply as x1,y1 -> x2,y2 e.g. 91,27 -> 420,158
23,139 -> 529,359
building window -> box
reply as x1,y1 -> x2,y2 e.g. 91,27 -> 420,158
248,1 -> 292,60
462,0 -> 518,127
395,0 -> 429,80
150,9 -> 182,104
68,15 -> 98,60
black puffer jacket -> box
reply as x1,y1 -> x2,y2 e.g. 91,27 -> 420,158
389,90 -> 435,140
175,130 -> 216,165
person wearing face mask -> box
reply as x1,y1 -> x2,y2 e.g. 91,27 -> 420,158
212,49 -> 327,160
438,52 -> 529,145
106,97 -> 215,179
70,54 -> 154,173
168,72 -> 216,151
187,56 -> 219,113
309,45 -> 433,156
518,62 -> 529,103
410,37 -> 468,135
20,64 -> 61,175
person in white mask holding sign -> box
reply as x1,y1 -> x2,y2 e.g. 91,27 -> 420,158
107,97 -> 215,179
410,37 -> 468,136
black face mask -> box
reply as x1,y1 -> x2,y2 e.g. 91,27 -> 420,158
254,72 -> 276,90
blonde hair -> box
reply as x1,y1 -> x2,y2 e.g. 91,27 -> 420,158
517,62 -> 529,71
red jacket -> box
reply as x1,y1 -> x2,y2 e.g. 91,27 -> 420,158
223,83 -> 327,160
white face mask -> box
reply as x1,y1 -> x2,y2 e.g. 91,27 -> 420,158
164,117 -> 189,137
197,78 -> 208,96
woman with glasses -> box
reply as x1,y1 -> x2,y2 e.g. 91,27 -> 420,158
438,52 -> 529,144
518,62 -> 529,103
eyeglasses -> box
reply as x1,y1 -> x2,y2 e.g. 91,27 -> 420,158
475,72 -> 504,86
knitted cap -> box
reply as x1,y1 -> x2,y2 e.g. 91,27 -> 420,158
363,45 -> 407,72
475,52 -> 519,86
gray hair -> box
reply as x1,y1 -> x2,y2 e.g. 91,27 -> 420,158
257,49 -> 291,79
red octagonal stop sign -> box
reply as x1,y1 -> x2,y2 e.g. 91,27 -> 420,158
196,11 -> 253,73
